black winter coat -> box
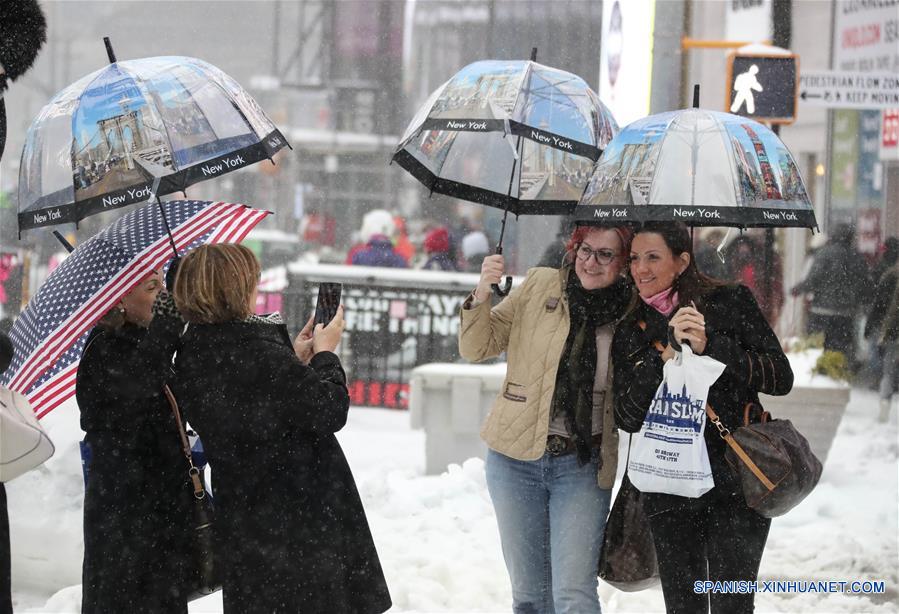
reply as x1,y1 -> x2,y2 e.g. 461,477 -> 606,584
76,319 -> 192,614
613,285 -> 794,512
793,242 -> 871,315
173,321 -> 391,614
865,266 -> 899,345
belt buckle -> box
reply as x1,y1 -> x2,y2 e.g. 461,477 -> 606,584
546,435 -> 567,456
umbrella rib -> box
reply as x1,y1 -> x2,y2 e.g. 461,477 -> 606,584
709,113 -> 744,209
645,113 -> 680,205
506,63 -> 534,123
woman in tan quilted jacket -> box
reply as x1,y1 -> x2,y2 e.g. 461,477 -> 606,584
459,224 -> 634,614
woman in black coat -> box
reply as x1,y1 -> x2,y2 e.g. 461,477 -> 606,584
75,271 -> 192,614
613,222 -> 793,614
171,243 -> 391,614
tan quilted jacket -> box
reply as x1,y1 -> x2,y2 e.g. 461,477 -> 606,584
459,266 -> 621,488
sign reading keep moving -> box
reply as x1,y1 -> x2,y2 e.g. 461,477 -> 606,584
799,71 -> 899,109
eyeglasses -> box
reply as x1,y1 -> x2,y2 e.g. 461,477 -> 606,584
576,244 -> 618,266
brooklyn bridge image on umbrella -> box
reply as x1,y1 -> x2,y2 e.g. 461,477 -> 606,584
18,52 -> 289,233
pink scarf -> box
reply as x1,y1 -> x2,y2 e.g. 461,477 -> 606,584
641,287 -> 679,316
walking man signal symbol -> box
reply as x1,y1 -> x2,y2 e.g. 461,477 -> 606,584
730,64 -> 764,115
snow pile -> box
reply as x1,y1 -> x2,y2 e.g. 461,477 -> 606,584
7,388 -> 898,613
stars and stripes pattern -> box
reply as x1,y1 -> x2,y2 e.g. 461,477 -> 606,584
1,200 -> 270,418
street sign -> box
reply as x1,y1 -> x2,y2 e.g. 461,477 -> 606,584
726,53 -> 798,124
798,71 -> 899,110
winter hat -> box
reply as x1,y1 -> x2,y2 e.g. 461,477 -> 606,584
461,231 -> 489,260
0,0 -> 47,87
0,0 -> 47,161
360,209 -> 395,243
424,227 -> 450,254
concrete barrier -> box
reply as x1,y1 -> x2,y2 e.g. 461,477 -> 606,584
409,362 -> 850,474
409,363 -> 503,474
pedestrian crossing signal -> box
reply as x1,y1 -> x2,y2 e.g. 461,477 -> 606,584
726,53 -> 798,124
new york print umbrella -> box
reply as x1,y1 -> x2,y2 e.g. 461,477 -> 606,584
394,52 -> 618,292
1,199 -> 270,418
17,41 -> 289,234
574,108 -> 817,229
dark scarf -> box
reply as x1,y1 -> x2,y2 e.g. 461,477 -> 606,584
551,271 -> 632,465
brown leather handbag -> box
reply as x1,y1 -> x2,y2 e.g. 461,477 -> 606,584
598,436 -> 659,591
707,403 -> 822,518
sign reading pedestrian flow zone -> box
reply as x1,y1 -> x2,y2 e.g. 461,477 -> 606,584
799,71 -> 899,109
726,53 -> 798,124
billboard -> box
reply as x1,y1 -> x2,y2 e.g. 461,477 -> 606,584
598,0 -> 655,127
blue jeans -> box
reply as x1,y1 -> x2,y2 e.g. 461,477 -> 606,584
486,448 -> 612,614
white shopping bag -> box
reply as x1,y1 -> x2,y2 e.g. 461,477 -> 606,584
628,345 -> 726,498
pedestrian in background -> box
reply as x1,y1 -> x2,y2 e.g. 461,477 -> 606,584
864,260 -> 899,422
791,223 -> 871,365
421,226 -> 458,271
725,234 -> 784,328
172,244 -> 391,614
461,230 -> 490,273
614,222 -> 793,614
871,237 -> 899,285
460,224 -> 634,614
349,210 -> 408,268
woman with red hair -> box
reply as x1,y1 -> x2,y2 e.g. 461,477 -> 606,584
459,224 -> 634,613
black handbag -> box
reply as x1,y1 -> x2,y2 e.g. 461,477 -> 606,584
598,436 -> 660,591
164,385 -> 222,601
707,403 -> 823,518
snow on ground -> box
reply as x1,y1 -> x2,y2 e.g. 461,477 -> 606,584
7,384 -> 898,613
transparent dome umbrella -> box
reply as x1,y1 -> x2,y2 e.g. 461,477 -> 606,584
1,199 -> 270,418
17,39 -> 290,244
573,107 -> 817,230
392,51 -> 618,294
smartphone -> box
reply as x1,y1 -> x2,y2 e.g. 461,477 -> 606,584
313,282 -> 342,327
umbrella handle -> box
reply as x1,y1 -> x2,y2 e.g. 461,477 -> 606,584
491,277 -> 513,297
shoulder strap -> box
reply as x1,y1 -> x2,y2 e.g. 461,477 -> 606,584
163,385 -> 206,499
705,403 -> 775,492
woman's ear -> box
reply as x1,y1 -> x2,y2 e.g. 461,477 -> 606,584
678,252 -> 691,275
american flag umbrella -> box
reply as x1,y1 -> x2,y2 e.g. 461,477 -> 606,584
17,42 -> 289,234
0,199 -> 270,418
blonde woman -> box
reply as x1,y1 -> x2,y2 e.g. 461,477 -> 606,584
171,244 -> 390,614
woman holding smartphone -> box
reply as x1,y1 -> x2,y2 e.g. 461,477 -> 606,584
172,244 -> 391,614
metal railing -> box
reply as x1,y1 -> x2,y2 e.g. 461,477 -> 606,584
279,263 -> 521,409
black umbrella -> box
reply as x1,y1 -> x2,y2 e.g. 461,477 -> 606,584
394,50 -> 618,294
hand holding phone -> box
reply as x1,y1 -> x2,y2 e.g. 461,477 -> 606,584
313,305 -> 345,354
313,283 -> 342,327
